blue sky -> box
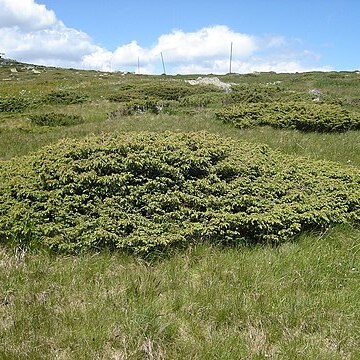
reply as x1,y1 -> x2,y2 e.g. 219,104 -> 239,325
1,0 -> 359,74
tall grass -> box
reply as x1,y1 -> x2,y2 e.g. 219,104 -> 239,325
1,226 -> 359,359
1,112 -> 359,167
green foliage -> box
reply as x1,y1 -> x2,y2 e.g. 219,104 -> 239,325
179,93 -> 225,108
107,82 -> 223,116
107,99 -> 177,117
42,90 -> 89,105
107,92 -> 134,102
29,112 -> 84,126
137,82 -> 194,100
1,64 -> 360,359
108,81 -> 221,104
216,103 -> 263,128
223,84 -> 313,105
0,132 -> 359,254
216,101 -> 360,132
230,84 -> 281,103
0,96 -> 30,112
1,226 -> 359,359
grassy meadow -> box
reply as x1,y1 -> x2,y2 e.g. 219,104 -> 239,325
0,61 -> 359,359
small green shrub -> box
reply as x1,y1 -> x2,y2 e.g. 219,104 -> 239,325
139,83 -> 186,100
216,104 -> 263,128
42,90 -> 89,105
107,99 -> 179,118
29,113 -> 84,126
0,132 -> 359,254
216,102 -> 360,132
137,82 -> 219,100
230,84 -> 280,103
0,96 -> 30,112
179,93 -> 225,108
107,82 -> 221,104
107,93 -> 134,102
218,85 -> 312,106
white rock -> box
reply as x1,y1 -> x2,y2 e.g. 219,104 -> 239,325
309,88 -> 322,95
185,77 -> 232,92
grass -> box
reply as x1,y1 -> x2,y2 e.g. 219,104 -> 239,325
1,112 -> 359,166
0,63 -> 359,359
1,226 -> 359,359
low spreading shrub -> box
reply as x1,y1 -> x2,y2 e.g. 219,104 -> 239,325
216,103 -> 263,128
108,99 -> 179,117
216,102 -> 360,132
137,82 -> 191,100
229,85 -> 281,103
42,90 -> 89,105
108,81 -> 221,104
107,93 -> 134,102
29,112 -> 84,126
179,93 -> 225,108
0,132 -> 359,254
0,96 -> 30,112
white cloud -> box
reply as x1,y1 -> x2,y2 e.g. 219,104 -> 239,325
82,25 -> 259,72
175,59 -> 332,75
0,0 -> 331,74
152,26 -> 257,62
0,0 -> 56,30
0,0 -> 98,67
97,26 -> 330,74
0,25 -> 97,65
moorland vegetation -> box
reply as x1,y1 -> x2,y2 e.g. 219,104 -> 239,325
0,62 -> 359,359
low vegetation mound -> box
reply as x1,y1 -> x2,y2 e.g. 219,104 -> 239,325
0,96 -> 30,112
42,90 -> 89,105
29,112 -> 84,126
0,132 -> 359,254
108,81 -> 221,102
216,102 -> 360,132
229,84 -> 283,103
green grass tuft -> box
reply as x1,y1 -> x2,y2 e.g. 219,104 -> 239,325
1,226 -> 359,359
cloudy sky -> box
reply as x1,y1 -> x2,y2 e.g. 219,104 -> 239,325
0,0 -> 359,74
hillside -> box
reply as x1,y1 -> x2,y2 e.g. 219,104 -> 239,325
0,63 -> 359,359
